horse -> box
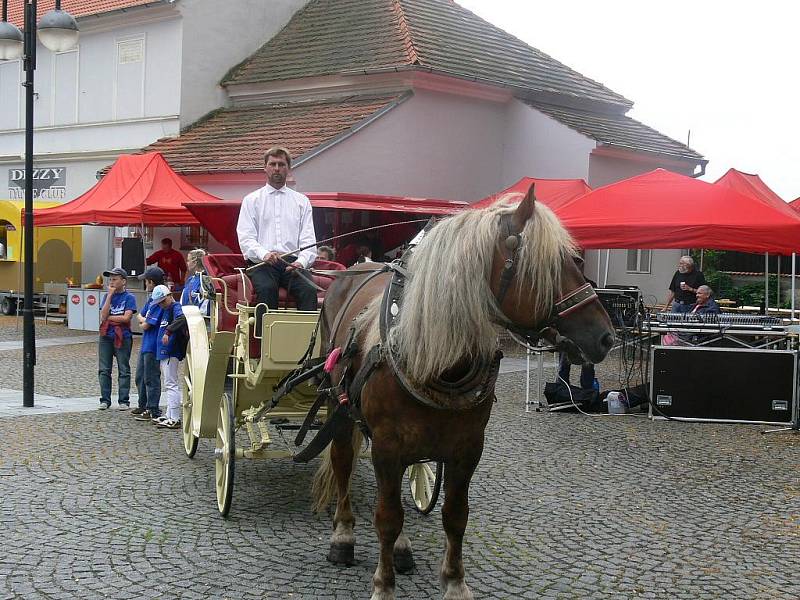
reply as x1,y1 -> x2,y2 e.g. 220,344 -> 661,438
312,185 -> 615,599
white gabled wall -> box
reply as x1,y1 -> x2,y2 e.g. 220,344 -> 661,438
501,100 -> 594,186
292,89 -> 507,201
177,0 -> 310,128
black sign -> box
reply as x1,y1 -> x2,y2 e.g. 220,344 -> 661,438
8,167 -> 67,200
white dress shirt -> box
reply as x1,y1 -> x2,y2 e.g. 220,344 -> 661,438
236,184 -> 317,268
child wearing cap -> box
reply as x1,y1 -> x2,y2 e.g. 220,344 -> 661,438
132,266 -> 165,421
98,267 -> 137,410
181,249 -> 210,316
151,285 -> 186,429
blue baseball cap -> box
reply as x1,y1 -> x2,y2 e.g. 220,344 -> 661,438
151,284 -> 171,304
102,267 -> 128,278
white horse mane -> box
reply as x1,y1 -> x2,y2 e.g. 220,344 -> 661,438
390,200 -> 577,384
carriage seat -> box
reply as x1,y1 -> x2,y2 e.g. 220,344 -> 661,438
202,254 -> 343,332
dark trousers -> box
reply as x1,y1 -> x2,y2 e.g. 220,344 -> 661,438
135,351 -> 162,417
249,262 -> 318,311
558,352 -> 595,390
98,336 -> 132,405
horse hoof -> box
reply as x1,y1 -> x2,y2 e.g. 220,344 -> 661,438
327,542 -> 355,566
394,546 -> 415,574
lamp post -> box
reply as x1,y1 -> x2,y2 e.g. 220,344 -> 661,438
0,0 -> 78,408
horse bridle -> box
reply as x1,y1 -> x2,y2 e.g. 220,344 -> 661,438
495,227 -> 599,352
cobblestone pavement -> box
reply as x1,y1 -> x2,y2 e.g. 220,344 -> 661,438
0,316 -> 88,343
1,368 -> 798,599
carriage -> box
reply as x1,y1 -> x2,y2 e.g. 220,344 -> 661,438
180,253 -> 443,517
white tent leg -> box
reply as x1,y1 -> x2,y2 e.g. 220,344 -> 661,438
596,249 -> 602,283
700,249 -> 704,271
777,255 -> 781,308
603,249 -> 610,287
793,254 -> 796,322
765,253 -> 769,312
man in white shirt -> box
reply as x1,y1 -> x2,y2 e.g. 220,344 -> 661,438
236,147 -> 318,313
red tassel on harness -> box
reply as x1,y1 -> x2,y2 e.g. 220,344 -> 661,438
324,347 -> 342,373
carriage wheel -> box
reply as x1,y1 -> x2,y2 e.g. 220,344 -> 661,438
181,343 -> 199,458
215,392 -> 236,517
405,461 -> 443,515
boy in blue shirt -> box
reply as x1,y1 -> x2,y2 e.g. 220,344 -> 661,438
151,285 -> 186,429
98,267 -> 137,410
133,266 -> 165,421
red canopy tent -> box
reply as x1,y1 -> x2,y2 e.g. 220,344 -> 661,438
32,153 -> 223,226
555,169 -> 800,255
714,168 -> 799,221
184,193 -> 467,254
790,197 -> 800,213
471,177 -> 591,211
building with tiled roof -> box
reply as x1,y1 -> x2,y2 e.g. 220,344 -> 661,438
137,0 -> 707,300
0,0 -> 308,280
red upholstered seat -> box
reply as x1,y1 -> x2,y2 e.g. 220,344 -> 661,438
203,254 -> 337,332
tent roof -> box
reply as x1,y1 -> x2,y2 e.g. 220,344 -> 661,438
184,193 -> 467,253
33,153 -> 222,227
556,169 -> 800,255
471,177 -> 591,211
714,168 -> 798,220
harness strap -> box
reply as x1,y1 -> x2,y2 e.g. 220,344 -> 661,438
553,282 -> 597,317
294,391 -> 327,446
348,344 -> 383,411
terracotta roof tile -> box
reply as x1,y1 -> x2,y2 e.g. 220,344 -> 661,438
131,94 -> 405,174
527,101 -> 705,162
6,0 -> 161,27
224,0 -> 631,108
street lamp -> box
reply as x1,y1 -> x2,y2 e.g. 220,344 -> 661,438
0,0 -> 79,408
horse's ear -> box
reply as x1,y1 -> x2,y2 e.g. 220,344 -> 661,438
512,183 -> 536,232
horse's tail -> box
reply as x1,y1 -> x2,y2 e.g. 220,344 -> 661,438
311,426 -> 363,514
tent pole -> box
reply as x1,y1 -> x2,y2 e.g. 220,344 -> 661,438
596,250 -> 601,284
765,253 -> 769,312
603,249 -> 610,287
792,253 -> 796,322
776,255 -> 781,308
700,249 -> 704,271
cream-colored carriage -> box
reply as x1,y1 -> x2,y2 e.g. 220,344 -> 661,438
181,254 -> 442,517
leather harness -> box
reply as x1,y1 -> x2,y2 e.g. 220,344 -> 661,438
291,226 -> 600,462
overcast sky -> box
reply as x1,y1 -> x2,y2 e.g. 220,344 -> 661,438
456,0 -> 800,201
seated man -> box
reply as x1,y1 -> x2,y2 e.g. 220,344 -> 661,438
689,285 -> 721,315
236,146 -> 318,313
663,285 -> 721,346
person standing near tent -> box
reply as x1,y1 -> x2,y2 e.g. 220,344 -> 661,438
98,267 -> 137,410
236,146 -> 318,313
664,255 -> 705,313
132,266 -> 165,422
146,238 -> 187,291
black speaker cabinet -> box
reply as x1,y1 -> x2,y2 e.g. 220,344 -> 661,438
650,346 -> 798,425
121,238 -> 145,278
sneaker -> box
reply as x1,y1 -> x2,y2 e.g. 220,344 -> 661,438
118,403 -> 130,411
131,407 -> 146,415
134,410 -> 153,421
152,416 -> 169,425
158,419 -> 181,429
98,402 -> 110,411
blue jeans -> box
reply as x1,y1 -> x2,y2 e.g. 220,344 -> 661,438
671,300 -> 693,314
98,336 -> 132,405
135,351 -> 161,417
558,352 -> 596,390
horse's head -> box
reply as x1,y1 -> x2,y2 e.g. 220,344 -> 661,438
491,184 -> 615,364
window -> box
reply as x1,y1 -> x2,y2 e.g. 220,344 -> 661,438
180,226 -> 208,250
0,60 -> 21,130
626,249 -> 651,273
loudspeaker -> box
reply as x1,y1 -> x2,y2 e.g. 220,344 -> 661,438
121,238 -> 145,277
650,346 -> 797,425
